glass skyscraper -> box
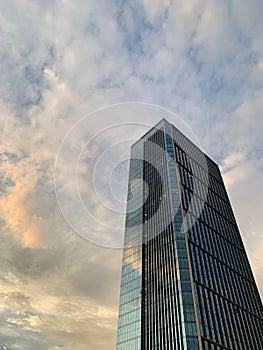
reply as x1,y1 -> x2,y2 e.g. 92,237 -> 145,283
116,119 -> 263,350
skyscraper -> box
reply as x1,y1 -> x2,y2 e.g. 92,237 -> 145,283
116,119 -> 263,350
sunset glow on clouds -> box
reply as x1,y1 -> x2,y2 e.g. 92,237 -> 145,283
0,0 -> 263,349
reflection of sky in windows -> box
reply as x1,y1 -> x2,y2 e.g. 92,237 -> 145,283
117,120 -> 263,350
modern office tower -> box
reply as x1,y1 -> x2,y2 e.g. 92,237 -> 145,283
116,119 -> 263,350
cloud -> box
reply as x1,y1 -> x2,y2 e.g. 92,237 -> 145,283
0,0 -> 263,349
0,228 -> 122,349
222,155 -> 263,296
0,161 -> 40,247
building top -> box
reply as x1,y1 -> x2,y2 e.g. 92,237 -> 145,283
131,118 -> 219,169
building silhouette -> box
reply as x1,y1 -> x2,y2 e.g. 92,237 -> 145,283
116,119 -> 263,350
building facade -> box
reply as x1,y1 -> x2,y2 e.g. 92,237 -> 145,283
116,119 -> 263,350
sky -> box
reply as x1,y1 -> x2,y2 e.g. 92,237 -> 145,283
0,0 -> 263,349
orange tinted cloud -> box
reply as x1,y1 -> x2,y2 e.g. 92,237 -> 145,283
0,161 -> 41,248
